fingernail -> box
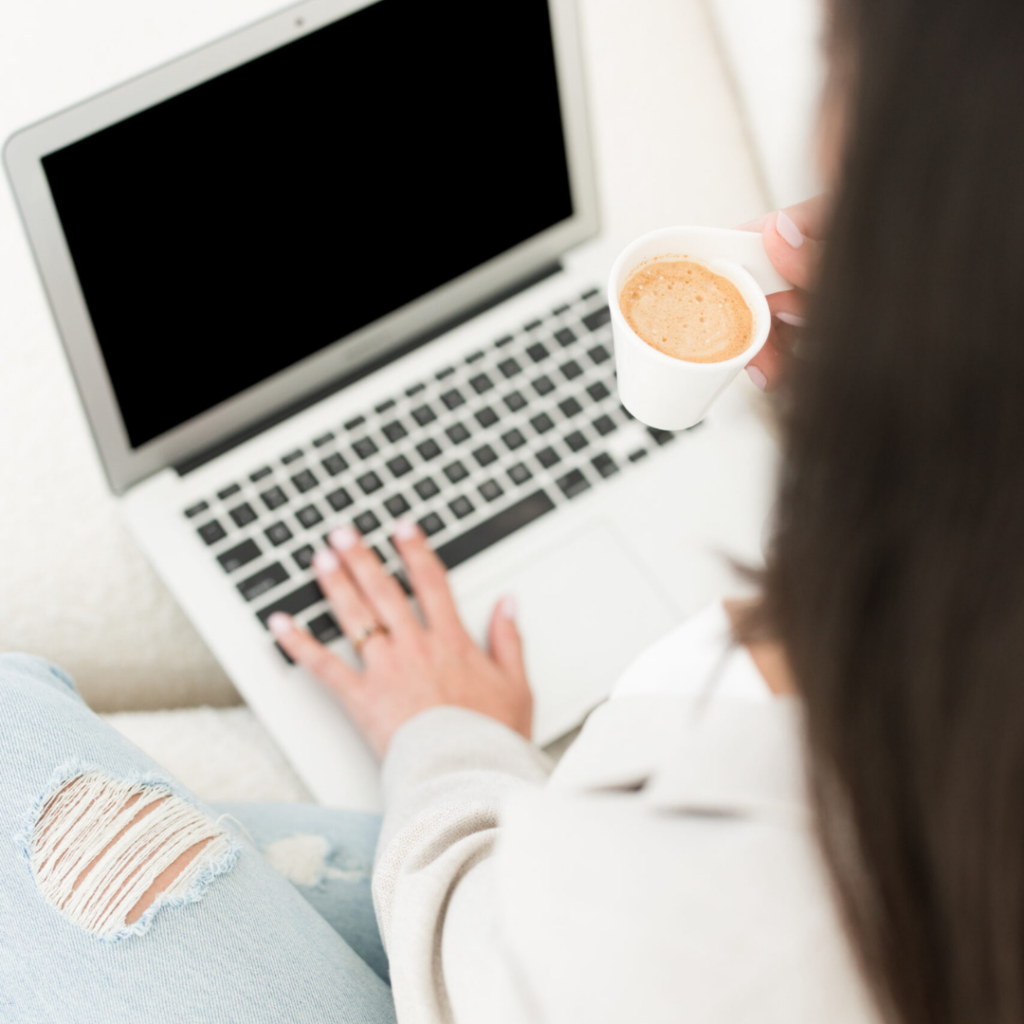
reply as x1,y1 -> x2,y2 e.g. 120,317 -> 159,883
313,548 -> 340,573
746,365 -> 768,391
500,594 -> 518,619
267,612 -> 294,639
775,210 -> 804,249
393,517 -> 419,541
329,525 -> 358,551
776,311 -> 807,327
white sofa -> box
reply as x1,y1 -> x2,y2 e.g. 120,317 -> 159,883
0,0 -> 821,801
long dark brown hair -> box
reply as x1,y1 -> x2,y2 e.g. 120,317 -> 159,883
760,1 -> 1024,1022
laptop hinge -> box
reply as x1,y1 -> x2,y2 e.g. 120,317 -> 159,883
175,260 -> 564,477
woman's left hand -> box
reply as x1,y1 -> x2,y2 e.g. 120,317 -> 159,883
268,520 -> 532,758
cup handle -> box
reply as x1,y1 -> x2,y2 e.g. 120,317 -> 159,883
720,229 -> 795,295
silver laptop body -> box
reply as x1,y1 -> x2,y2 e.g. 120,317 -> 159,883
5,0 -> 776,810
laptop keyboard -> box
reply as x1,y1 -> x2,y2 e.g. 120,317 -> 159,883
183,287 -> 684,656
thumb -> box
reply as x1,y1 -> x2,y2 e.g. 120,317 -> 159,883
762,210 -> 822,291
488,595 -> 527,682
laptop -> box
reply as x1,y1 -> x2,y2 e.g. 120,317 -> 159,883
4,0 -> 778,811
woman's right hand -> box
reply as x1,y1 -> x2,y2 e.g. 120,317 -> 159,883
739,193 -> 829,392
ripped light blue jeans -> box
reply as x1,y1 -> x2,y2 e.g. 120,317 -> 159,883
0,653 -> 396,1023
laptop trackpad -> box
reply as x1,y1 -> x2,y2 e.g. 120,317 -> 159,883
456,522 -> 680,745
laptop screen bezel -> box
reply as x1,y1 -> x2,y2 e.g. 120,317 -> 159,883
3,0 -> 599,495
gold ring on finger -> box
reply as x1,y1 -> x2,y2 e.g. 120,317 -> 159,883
351,622 -> 389,656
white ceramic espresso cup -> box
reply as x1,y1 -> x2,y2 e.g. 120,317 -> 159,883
609,226 -> 794,431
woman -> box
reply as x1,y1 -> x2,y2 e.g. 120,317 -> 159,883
3,0 -> 1019,1020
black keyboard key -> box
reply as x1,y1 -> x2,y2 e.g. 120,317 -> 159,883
415,477 -> 440,500
587,381 -> 611,402
392,569 -> 413,595
230,503 -> 259,527
593,414 -> 617,436
386,454 -> 413,478
308,612 -> 342,644
370,545 -> 386,563
260,487 -> 288,511
238,562 -> 289,602
508,462 -> 533,485
353,437 -> 378,460
418,512 -> 445,536
592,453 -> 620,478
479,479 -> 504,502
322,452 -> 349,476
524,318 -> 543,331
552,303 -> 571,315
357,471 -> 384,494
537,447 -> 561,469
185,500 -> 209,519
498,357 -> 522,378
217,539 -> 260,573
257,580 -> 324,626
292,544 -> 315,570
376,399 -> 396,415
326,487 -> 354,511
344,415 -> 366,430
465,350 -> 485,364
313,431 -> 336,447
444,460 -> 469,483
588,343 -> 611,365
250,466 -> 272,483
494,334 -> 514,348
296,504 -> 323,528
416,439 -> 442,462
275,642 -> 294,664
435,490 -> 556,570
473,444 -> 498,467
533,375 -> 555,396
527,342 -> 549,362
475,406 -> 500,427
557,469 -> 591,499
559,397 -> 583,418
406,382 -> 426,397
265,522 -> 293,546
530,413 -> 555,434
501,428 -> 526,451
504,391 -> 528,412
198,520 -> 227,545
647,427 -> 676,446
411,404 -> 437,426
620,404 -> 635,420
581,287 -> 600,300
440,388 -> 465,410
217,484 -> 241,501
384,494 -> 411,517
446,423 -> 471,445
560,360 -> 583,381
354,510 -> 381,535
628,448 -> 649,463
565,430 -> 589,452
436,366 -> 455,381
281,449 -> 304,465
582,305 -> 611,331
554,327 -> 577,347
469,373 -> 494,394
382,420 -> 408,443
291,469 -> 318,493
449,496 -> 474,519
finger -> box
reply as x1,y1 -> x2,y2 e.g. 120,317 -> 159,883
746,336 -> 784,392
738,193 -> 829,239
268,613 -> 360,698
488,595 -> 527,684
328,525 -> 419,635
391,518 -> 463,635
762,211 -> 823,292
766,289 -> 806,328
313,547 -> 382,645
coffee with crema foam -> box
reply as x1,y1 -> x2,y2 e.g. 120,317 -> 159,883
619,259 -> 753,363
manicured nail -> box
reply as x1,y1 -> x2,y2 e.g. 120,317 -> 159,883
500,594 -> 518,619
267,612 -> 294,639
329,525 -> 358,551
776,311 -> 807,327
746,365 -> 768,391
393,517 -> 419,541
776,210 -> 804,249
313,548 -> 340,573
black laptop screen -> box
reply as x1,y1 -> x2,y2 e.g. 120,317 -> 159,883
42,0 -> 574,449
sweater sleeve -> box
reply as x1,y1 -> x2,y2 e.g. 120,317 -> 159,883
372,706 -> 553,1024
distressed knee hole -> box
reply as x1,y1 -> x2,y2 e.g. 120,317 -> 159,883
28,771 -> 234,939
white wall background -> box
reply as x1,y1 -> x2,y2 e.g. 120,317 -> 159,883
0,0 -> 819,711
